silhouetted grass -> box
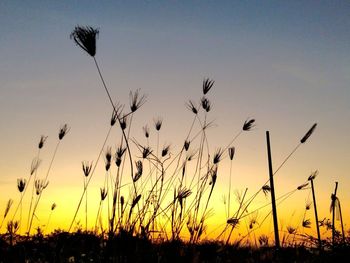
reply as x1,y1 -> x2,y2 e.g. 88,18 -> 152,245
1,231 -> 350,262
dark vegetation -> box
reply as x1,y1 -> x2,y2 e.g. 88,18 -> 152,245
1,230 -> 350,262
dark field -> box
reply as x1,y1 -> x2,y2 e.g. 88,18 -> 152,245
1,231 -> 350,263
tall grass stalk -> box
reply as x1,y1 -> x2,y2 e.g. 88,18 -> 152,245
308,171 -> 321,248
28,125 -> 68,235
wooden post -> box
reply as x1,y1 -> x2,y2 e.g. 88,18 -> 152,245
310,178 -> 321,248
266,131 -> 280,248
332,182 -> 338,247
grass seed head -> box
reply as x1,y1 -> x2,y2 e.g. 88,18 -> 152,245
51,203 -> 57,211
203,78 -> 214,95
120,116 -> 128,130
177,187 -> 192,200
70,25 -> 99,57
17,178 -> 27,193
131,194 -> 142,209
243,118 -> 255,131
133,160 -> 143,182
186,100 -> 198,114
110,104 -> 122,126
161,144 -> 171,157
297,182 -> 309,190
209,166 -> 218,186
227,218 -> 239,227
308,170 -> 318,181
287,225 -> 297,234
187,150 -> 197,161
184,140 -> 190,151
213,148 -> 224,164
38,135 -> 48,149
305,200 -> 312,210
30,157 -> 42,175
143,125 -> 150,138
154,117 -> 163,131
300,123 -> 317,144
7,220 -> 19,234
82,160 -> 93,177
35,179 -> 49,195
262,185 -> 271,196
100,188 -> 107,201
228,147 -> 235,160
142,146 -> 152,159
302,219 -> 311,228
105,146 -> 112,163
129,89 -> 147,113
201,96 -> 211,112
258,235 -> 269,246
3,199 -> 13,219
58,124 -> 70,140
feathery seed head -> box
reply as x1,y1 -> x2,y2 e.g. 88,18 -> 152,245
209,166 -> 218,186
184,140 -> 190,151
203,78 -> 214,95
142,146 -> 152,159
258,235 -> 269,246
154,117 -> 163,131
115,146 -> 126,167
300,123 -> 317,144
177,187 -> 192,200
38,135 -> 48,149
243,118 -> 255,131
131,194 -> 142,209
262,185 -> 271,196
82,160 -> 93,177
17,178 -> 27,193
187,150 -> 197,161
308,170 -> 318,181
143,125 -> 150,138
7,220 -> 19,234
302,219 -> 311,228
116,146 -> 126,158
305,200 -> 312,210
30,157 -> 42,175
133,160 -> 143,182
213,148 -> 224,164
105,160 -> 111,171
249,214 -> 258,229
228,147 -> 235,160
105,146 -> 112,163
186,100 -> 198,115
297,182 -> 309,190
287,226 -> 296,234
100,187 -> 107,201
35,179 -> 49,195
70,26 -> 99,57
110,104 -> 122,126
120,116 -> 128,130
201,97 -> 211,112
129,89 -> 147,113
161,144 -> 171,157
3,199 -> 13,219
58,124 -> 70,140
227,218 -> 239,227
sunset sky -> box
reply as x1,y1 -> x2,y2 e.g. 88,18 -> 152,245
0,1 -> 349,240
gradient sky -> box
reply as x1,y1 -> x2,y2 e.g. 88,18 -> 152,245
0,1 -> 349,239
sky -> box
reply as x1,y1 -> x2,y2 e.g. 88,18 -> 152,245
0,0 -> 349,241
